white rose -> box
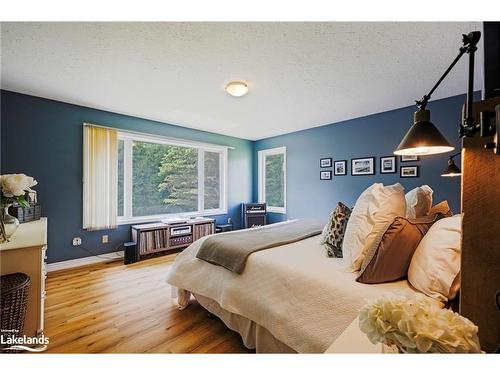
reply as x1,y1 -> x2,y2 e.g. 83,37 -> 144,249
0,174 -> 38,198
359,295 -> 481,353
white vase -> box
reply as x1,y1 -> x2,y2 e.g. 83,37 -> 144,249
2,205 -> 20,240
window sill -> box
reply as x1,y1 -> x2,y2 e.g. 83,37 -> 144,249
117,210 -> 227,226
267,207 -> 286,214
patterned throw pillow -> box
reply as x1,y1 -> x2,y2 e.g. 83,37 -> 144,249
320,202 -> 352,258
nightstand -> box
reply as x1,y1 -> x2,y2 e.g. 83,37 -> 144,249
215,224 -> 233,233
324,316 -> 382,353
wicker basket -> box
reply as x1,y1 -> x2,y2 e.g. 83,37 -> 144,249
0,273 -> 30,354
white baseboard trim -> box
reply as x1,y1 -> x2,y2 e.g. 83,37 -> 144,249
47,251 -> 124,272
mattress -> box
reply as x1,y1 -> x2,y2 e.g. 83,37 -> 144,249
167,233 -> 425,353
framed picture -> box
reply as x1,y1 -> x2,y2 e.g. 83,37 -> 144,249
400,155 -> 419,162
400,165 -> 419,178
351,157 -> 375,176
334,160 -> 347,176
320,158 -> 332,168
380,156 -> 396,174
320,170 -> 332,180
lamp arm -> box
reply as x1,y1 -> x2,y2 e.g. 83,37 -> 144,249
416,48 -> 467,110
415,32 -> 481,131
463,34 -> 479,134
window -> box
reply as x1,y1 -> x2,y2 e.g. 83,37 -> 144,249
117,132 -> 227,224
258,147 -> 286,213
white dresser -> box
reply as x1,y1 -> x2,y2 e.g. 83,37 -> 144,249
0,218 -> 47,337
324,316 -> 382,354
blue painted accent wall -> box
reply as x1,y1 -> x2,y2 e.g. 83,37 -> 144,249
1,90 -> 253,263
253,93 -> 479,223
1,90 -> 478,263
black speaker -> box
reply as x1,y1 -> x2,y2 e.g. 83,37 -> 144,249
124,241 -> 139,264
242,203 -> 267,229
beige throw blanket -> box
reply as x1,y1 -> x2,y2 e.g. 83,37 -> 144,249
196,219 -> 324,273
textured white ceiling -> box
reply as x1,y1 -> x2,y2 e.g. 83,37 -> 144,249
0,22 -> 483,140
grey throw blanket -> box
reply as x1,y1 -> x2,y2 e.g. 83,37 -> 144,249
196,219 -> 324,274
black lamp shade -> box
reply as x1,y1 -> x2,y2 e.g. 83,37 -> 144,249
394,109 -> 455,156
441,157 -> 462,177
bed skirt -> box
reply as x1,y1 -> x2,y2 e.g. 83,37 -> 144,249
193,293 -> 296,353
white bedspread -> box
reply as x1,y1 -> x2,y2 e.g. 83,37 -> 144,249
166,233 -> 423,353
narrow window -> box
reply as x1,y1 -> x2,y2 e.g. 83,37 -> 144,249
258,147 -> 286,214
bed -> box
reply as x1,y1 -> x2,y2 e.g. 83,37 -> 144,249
166,221 -> 427,353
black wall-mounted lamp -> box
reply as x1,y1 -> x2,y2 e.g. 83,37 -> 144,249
394,108 -> 454,156
394,31 -> 499,157
441,152 -> 462,177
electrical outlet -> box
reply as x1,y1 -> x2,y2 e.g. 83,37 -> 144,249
72,237 -> 82,246
102,235 -> 108,244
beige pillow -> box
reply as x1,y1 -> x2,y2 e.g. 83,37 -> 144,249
408,214 -> 462,302
405,185 -> 433,219
428,200 -> 452,217
342,183 -> 406,271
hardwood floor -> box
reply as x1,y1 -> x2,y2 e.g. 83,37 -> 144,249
43,254 -> 253,353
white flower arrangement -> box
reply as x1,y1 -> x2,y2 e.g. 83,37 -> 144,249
0,173 -> 38,207
359,294 -> 481,353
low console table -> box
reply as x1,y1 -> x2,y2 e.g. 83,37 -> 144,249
131,218 -> 215,260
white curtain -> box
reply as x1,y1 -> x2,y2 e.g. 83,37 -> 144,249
83,124 -> 118,230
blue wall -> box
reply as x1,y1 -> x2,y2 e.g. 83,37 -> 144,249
1,90 -> 475,263
253,93 -> 477,223
1,90 -> 253,263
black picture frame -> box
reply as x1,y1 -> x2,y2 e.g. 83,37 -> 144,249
380,156 -> 396,174
320,170 -> 332,180
351,157 -> 375,176
400,165 -> 419,178
334,160 -> 347,176
400,155 -> 419,162
320,158 -> 332,168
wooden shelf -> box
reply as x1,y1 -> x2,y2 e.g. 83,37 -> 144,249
131,218 -> 215,260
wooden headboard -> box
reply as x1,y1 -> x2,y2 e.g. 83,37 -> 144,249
460,97 -> 500,353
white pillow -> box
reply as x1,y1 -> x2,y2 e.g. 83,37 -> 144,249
405,185 -> 433,219
408,214 -> 462,302
342,183 -> 406,271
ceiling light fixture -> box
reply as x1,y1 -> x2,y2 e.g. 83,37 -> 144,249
225,81 -> 248,97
